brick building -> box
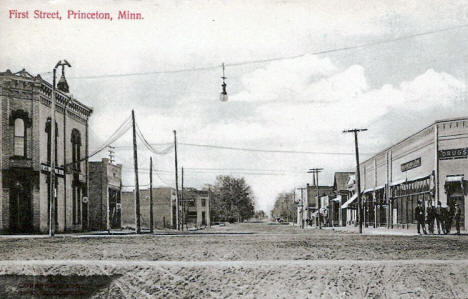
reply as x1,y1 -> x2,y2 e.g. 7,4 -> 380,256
180,188 -> 211,228
121,187 -> 210,230
354,117 -> 468,231
88,158 -> 122,231
0,69 -> 92,233
121,187 -> 176,229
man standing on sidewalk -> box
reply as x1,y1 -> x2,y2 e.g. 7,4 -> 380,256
426,203 -> 436,234
435,201 -> 443,234
454,203 -> 462,235
415,201 -> 427,235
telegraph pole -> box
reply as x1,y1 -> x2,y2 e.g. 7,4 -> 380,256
308,168 -> 323,229
181,166 -> 185,230
132,110 -> 141,234
48,66 -> 57,237
343,128 -> 367,234
149,156 -> 154,233
173,130 -> 180,230
49,60 -> 71,237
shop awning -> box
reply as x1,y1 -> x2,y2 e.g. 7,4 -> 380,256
361,185 -> 385,193
390,179 -> 406,186
332,195 -> 342,202
341,193 -> 358,209
445,175 -> 464,183
444,175 -> 465,194
375,185 -> 385,190
390,174 -> 431,186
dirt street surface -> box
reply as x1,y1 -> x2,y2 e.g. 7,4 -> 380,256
0,223 -> 467,298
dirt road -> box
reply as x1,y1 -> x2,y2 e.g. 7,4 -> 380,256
0,223 -> 466,298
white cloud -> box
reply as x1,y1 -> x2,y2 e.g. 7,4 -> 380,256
212,58 -> 466,211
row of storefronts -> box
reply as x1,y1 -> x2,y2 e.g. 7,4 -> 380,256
298,117 -> 468,232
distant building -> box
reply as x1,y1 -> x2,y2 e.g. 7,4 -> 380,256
357,117 -> 468,231
331,172 -> 354,226
88,158 -> 122,231
298,184 -> 334,226
180,188 -> 210,228
341,175 -> 358,226
121,187 -> 210,230
0,69 -> 92,233
121,187 -> 176,229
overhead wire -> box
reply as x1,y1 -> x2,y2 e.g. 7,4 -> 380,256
64,114 -> 132,167
113,141 -> 371,156
135,122 -> 174,155
123,166 -> 304,176
58,23 -> 468,80
170,142 -> 369,156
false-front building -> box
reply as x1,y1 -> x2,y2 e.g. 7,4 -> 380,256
0,69 -> 92,233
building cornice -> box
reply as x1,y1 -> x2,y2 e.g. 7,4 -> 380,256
1,69 -> 93,118
361,116 -> 468,165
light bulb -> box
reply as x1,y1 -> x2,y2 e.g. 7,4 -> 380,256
220,92 -> 228,102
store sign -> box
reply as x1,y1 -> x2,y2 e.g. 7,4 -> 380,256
438,148 -> 468,160
401,157 -> 421,172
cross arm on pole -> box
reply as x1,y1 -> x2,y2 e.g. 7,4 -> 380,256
343,128 -> 368,134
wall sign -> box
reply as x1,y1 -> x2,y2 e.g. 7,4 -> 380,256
438,148 -> 468,160
401,157 -> 421,172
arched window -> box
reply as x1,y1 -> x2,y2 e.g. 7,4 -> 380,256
71,129 -> 81,171
14,118 -> 25,156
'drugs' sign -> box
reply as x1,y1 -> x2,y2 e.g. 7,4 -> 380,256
439,148 -> 468,160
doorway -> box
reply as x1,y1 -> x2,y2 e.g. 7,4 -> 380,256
82,192 -> 88,231
9,182 -> 33,233
448,195 -> 464,230
109,188 -> 121,229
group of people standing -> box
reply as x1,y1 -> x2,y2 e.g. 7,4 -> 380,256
415,201 -> 462,235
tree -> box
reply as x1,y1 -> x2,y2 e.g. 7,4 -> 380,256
271,191 -> 297,222
211,175 -> 255,222
254,210 -> 267,219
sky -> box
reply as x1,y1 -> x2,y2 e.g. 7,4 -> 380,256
1,0 -> 468,212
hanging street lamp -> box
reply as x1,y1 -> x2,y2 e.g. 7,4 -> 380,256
219,62 -> 228,102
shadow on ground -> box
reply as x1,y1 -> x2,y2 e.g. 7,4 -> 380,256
0,274 -> 120,298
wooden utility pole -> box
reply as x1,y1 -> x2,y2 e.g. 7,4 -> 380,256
48,67 -> 57,237
181,166 -> 185,230
308,168 -> 323,229
173,130 -> 180,230
132,110 -> 141,234
343,129 -> 367,234
149,156 -> 154,233
106,187 -> 110,233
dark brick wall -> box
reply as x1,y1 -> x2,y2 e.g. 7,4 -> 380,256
1,70 -> 92,233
